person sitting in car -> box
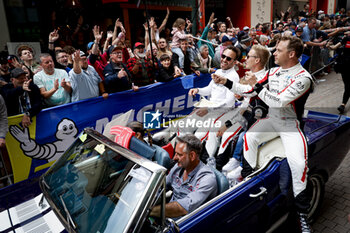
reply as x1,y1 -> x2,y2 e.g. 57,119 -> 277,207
150,134 -> 217,218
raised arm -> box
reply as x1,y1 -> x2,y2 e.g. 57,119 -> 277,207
72,50 -> 82,75
103,31 -> 113,52
92,25 -> 103,55
48,29 -> 59,51
158,7 -> 170,33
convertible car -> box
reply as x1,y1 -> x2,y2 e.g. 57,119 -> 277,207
1,110 -> 350,233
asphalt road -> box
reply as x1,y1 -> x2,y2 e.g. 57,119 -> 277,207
306,71 -> 350,233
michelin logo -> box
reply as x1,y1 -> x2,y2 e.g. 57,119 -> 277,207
144,110 -> 162,129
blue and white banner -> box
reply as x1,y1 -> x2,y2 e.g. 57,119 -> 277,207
6,74 -> 211,182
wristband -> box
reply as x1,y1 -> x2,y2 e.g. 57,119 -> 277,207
253,83 -> 263,94
49,42 -> 54,44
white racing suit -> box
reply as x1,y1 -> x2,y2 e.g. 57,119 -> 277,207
217,69 -> 268,155
243,63 -> 312,205
175,67 -> 239,145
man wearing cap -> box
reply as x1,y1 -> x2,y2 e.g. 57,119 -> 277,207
295,26 -> 304,39
1,68 -> 42,128
104,45 -> 138,93
69,50 -> 107,102
213,35 -> 234,65
127,42 -> 154,86
34,54 -> 72,107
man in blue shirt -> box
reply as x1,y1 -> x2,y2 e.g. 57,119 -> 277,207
151,134 -> 217,218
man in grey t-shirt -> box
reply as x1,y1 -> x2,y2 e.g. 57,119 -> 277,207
151,135 -> 217,218
69,50 -> 108,102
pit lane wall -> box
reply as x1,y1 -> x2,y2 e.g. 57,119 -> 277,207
5,74 -> 211,183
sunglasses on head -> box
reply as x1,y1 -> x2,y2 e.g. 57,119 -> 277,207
221,54 -> 233,61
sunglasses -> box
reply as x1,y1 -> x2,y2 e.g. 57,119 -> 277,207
221,54 -> 234,61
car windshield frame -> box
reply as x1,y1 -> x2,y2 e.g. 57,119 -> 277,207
40,128 -> 167,233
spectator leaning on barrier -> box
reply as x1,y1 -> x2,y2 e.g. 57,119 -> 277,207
70,50 -> 108,102
157,54 -> 182,82
104,45 -> 138,93
34,54 -> 72,107
127,42 -> 155,86
1,68 -> 42,128
172,38 -> 194,76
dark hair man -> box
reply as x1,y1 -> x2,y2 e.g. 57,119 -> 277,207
150,134 -> 217,218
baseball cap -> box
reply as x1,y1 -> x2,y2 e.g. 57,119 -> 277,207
296,26 -> 303,32
107,45 -> 123,57
221,35 -> 232,43
243,26 -> 250,31
134,42 -> 144,48
318,10 -> 324,14
11,68 -> 26,78
240,34 -> 252,43
300,18 -> 307,22
79,51 -> 87,57
87,42 -> 94,50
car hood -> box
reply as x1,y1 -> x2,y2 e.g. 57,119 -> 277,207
0,193 -> 65,233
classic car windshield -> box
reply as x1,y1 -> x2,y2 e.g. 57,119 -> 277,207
41,133 -> 153,233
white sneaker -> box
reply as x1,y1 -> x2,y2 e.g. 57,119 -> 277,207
227,166 -> 243,180
222,158 -> 240,172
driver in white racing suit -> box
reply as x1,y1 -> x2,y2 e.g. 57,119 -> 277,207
214,36 -> 313,233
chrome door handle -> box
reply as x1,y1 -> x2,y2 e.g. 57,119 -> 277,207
249,187 -> 267,198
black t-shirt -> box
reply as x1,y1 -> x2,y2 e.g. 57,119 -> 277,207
341,35 -> 350,58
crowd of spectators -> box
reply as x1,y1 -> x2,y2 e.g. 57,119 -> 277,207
0,5 -> 350,131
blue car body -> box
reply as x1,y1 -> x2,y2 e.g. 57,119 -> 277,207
0,111 -> 349,233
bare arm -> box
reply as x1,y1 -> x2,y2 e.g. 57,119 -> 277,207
144,23 -> 150,47
103,31 -> 113,52
158,7 -> 170,33
72,50 -> 82,74
150,201 -> 188,218
39,81 -> 59,99
226,17 -> 234,29
112,18 -> 120,42
92,25 -> 103,55
328,41 -> 342,50
48,29 -> 59,50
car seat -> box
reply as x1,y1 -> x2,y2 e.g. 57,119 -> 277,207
209,167 -> 229,195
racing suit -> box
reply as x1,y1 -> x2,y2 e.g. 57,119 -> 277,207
243,63 -> 312,209
176,66 -> 239,144
218,69 -> 268,156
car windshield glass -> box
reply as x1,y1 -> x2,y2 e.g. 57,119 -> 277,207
42,133 -> 153,233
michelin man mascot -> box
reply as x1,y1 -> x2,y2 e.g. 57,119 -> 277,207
10,118 -> 78,162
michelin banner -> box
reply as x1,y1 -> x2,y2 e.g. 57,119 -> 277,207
6,74 -> 211,183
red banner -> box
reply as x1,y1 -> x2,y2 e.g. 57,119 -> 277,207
198,0 -> 206,31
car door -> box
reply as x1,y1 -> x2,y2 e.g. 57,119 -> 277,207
175,175 -> 270,233
257,158 -> 293,232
